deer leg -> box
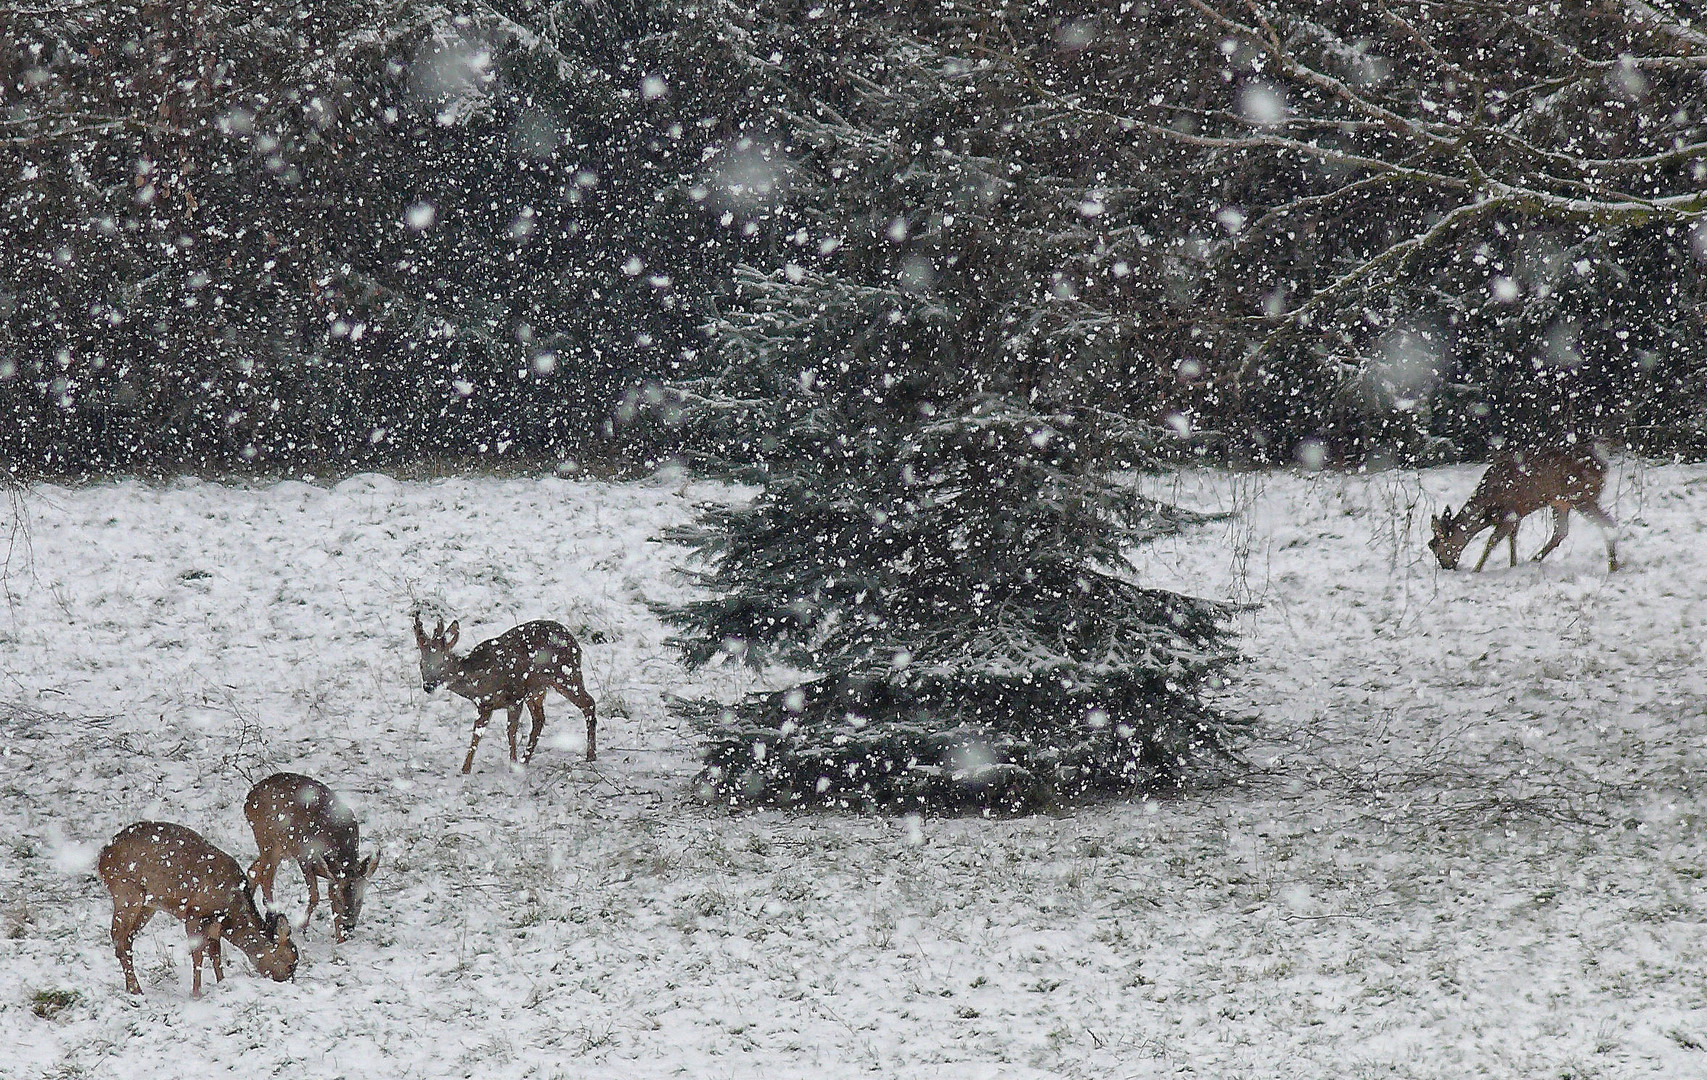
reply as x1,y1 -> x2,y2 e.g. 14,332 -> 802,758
462,706 -> 495,773
559,672 -> 598,762
1508,522 -> 1519,567
248,849 -> 281,906
298,858 -> 321,930
1533,507 -> 1570,563
207,921 -> 225,984
110,900 -> 153,995
188,918 -> 210,997
1578,502 -> 1620,571
1472,522 -> 1509,572
506,705 -> 523,763
524,695 -> 547,764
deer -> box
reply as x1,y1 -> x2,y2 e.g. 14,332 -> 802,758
245,773 -> 380,943
96,821 -> 297,997
412,613 -> 598,772
1429,443 -> 1619,573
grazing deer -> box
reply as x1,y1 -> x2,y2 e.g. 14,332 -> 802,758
1429,444 -> 1619,572
96,821 -> 297,996
245,773 -> 380,942
413,614 -> 598,772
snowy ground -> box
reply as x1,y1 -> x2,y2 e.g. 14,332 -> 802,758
2,461 -> 1705,1078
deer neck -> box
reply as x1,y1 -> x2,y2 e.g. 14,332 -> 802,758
1461,496 -> 1502,527
322,833 -> 361,876
442,655 -> 486,701
221,896 -> 276,957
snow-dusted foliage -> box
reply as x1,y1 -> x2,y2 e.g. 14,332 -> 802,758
661,25 -> 1241,811
7,1 -> 1707,474
1077,0 -> 1707,461
0,0 -> 774,473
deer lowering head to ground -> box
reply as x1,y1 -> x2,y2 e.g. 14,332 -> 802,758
96,821 -> 297,996
413,614 -> 598,772
1429,444 -> 1619,573
245,773 -> 380,943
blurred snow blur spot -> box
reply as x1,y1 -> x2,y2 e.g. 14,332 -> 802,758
1608,54 -> 1649,101
405,202 -> 437,232
1544,319 -> 1584,370
1294,438 -> 1327,471
703,139 -> 790,215
408,32 -> 494,126
1374,326 -> 1443,411
947,738 -> 995,782
1238,82 -> 1288,127
53,840 -> 98,876
1690,222 -> 1707,262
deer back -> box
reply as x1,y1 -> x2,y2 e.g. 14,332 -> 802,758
245,773 -> 361,873
1464,445 -> 1606,519
441,619 -> 581,706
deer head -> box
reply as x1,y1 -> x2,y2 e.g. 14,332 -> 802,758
252,906 -> 298,982
413,613 -> 460,692
321,848 -> 381,942
1428,505 -> 1469,570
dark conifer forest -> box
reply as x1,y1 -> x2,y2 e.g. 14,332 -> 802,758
7,1 -> 1706,476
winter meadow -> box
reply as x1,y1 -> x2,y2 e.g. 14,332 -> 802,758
5,2 -> 1707,1078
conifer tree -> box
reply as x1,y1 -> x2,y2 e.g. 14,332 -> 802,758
662,22 -> 1242,811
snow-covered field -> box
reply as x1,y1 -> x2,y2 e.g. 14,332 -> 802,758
3,461 -> 1705,1078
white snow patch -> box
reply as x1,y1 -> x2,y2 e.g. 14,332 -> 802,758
1,465 -> 1704,1077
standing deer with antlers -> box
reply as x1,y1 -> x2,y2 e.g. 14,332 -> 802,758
1429,444 -> 1619,573
413,613 -> 598,772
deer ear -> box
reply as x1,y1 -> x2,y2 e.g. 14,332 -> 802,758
273,913 -> 292,946
363,848 -> 382,880
444,621 -> 459,648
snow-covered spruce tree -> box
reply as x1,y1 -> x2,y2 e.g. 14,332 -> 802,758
661,26 -> 1240,812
